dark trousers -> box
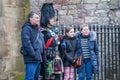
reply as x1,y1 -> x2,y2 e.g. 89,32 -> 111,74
41,74 -> 60,80
55,74 -> 60,80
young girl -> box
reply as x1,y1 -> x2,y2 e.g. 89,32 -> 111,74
61,26 -> 78,80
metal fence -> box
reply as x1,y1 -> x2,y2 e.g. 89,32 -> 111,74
58,24 -> 120,80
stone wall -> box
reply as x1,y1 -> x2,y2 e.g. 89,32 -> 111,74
0,0 -> 30,80
30,0 -> 120,25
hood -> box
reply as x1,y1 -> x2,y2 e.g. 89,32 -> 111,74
22,21 -> 37,29
75,31 -> 97,41
22,21 -> 31,28
89,31 -> 97,41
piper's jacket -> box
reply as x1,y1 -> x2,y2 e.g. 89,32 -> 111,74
42,26 -> 59,59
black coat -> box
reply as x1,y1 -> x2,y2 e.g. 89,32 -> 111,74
61,35 -> 77,66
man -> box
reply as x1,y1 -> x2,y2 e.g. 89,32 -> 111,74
21,11 -> 45,80
40,3 -> 62,80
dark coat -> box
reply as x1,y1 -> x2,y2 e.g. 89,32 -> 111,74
61,35 -> 77,66
42,26 -> 60,60
43,26 -> 58,48
76,31 -> 99,74
21,21 -> 45,64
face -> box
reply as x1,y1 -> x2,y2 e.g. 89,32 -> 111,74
30,14 -> 39,25
48,17 -> 55,28
66,28 -> 74,37
81,26 -> 89,35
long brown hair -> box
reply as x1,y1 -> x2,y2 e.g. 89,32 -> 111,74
65,26 -> 74,34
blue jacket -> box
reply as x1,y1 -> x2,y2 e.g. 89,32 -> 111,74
21,21 -> 45,64
76,31 -> 99,74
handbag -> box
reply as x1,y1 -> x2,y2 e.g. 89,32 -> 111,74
73,56 -> 82,68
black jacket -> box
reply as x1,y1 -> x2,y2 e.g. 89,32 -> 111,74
61,35 -> 77,66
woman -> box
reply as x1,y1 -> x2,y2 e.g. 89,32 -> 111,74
76,24 -> 99,80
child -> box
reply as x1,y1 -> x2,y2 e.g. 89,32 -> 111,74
60,26 -> 78,80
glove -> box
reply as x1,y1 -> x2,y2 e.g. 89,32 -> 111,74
61,41 -> 66,49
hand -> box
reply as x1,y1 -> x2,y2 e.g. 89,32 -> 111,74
73,59 -> 76,63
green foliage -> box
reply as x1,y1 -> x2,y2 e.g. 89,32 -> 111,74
21,0 -> 30,20
16,72 -> 24,80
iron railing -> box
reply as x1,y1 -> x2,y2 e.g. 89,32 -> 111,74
58,24 -> 120,80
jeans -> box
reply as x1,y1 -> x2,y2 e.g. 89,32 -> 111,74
24,63 -> 41,80
55,74 -> 60,80
78,58 -> 92,80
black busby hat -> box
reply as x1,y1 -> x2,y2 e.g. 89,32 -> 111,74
40,3 -> 55,28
